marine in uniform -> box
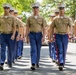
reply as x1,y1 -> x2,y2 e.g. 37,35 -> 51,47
12,10 -> 23,62
47,14 -> 55,60
48,3 -> 73,71
54,9 -> 59,17
4,6 -> 15,64
53,9 -> 59,64
17,15 -> 25,59
0,3 -> 17,70
9,7 -> 15,15
26,2 -> 47,70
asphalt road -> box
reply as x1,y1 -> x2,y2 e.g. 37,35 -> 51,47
0,43 -> 76,75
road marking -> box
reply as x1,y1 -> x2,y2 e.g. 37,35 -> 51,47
23,46 -> 49,49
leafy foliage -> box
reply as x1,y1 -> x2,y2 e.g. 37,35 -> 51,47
0,0 -> 34,14
0,0 -> 76,22
41,0 -> 76,20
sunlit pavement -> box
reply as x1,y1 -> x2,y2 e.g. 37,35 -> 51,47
0,43 -> 76,75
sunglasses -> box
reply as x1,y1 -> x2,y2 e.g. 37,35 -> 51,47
59,7 -> 64,10
4,7 -> 10,9
33,7 -> 39,9
55,12 -> 59,14
14,12 -> 18,14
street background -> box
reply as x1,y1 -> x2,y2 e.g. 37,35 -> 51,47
0,43 -> 76,75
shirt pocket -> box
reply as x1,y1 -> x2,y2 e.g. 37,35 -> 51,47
55,21 -> 62,27
29,19 -> 35,25
63,19 -> 69,25
37,19 -> 42,25
63,22 -> 69,26
7,19 -> 12,25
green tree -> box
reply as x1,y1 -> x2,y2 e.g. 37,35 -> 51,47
0,0 -> 35,22
0,0 -> 34,14
41,0 -> 76,20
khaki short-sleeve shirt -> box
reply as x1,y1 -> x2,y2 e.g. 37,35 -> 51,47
0,14 -> 16,34
26,15 -> 47,32
50,16 -> 73,34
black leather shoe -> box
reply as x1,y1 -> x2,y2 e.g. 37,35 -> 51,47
52,59 -> 56,63
8,64 -> 12,68
58,65 -> 63,71
58,63 -> 64,71
5,61 -> 8,64
17,56 -> 22,59
30,66 -> 35,70
0,65 -> 3,71
36,64 -> 39,68
30,64 -> 35,70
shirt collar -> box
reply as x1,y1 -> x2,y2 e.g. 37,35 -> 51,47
32,14 -> 40,17
2,14 -> 12,18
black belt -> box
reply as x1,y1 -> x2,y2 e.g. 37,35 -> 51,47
56,32 -> 67,35
30,31 -> 41,33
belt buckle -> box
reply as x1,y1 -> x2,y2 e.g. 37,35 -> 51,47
61,33 -> 65,35
61,33 -> 66,35
58,32 -> 66,35
36,31 -> 39,33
